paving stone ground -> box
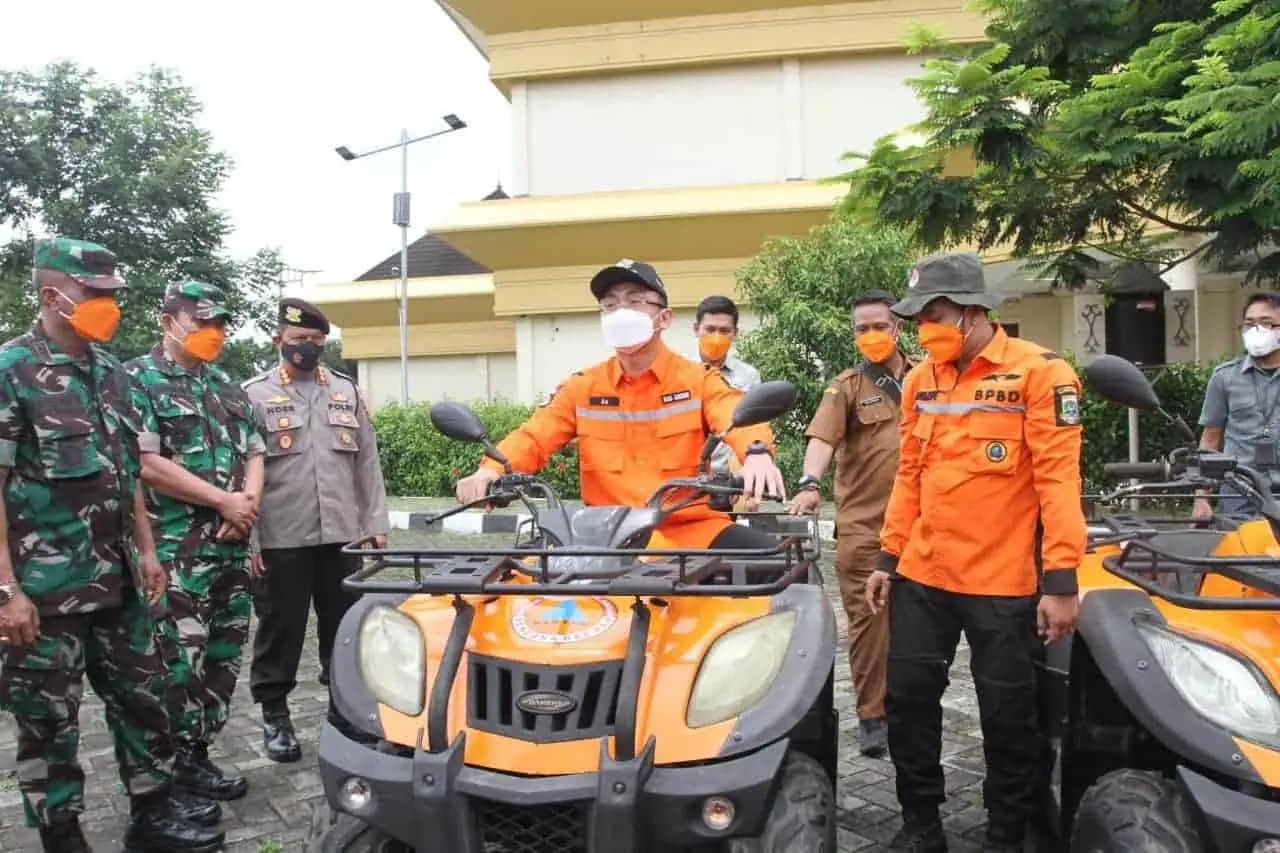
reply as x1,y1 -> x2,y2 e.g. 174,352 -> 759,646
0,528 -> 994,852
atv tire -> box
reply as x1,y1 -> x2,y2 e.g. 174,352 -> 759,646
730,753 -> 836,853
306,802 -> 405,852
1069,769 -> 1208,853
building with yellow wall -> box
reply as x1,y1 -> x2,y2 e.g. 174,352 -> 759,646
310,0 -> 1259,408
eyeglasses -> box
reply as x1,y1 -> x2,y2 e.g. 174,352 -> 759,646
599,298 -> 665,314
1241,320 -> 1279,332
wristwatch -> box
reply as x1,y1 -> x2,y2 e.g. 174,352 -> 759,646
797,475 -> 821,492
745,440 -> 772,458
0,583 -> 19,606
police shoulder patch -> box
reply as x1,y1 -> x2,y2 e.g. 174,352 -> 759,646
1053,384 -> 1082,427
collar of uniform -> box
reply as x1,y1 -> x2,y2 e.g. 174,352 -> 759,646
1241,355 -> 1278,374
972,325 -> 1012,367
606,340 -> 674,385
153,343 -> 197,378
29,318 -> 92,366
278,363 -> 328,386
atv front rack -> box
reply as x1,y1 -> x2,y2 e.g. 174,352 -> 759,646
340,535 -> 815,598
1101,533 -> 1280,611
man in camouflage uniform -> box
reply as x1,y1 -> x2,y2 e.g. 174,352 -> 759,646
0,238 -> 224,853
244,297 -> 390,762
127,281 -> 264,808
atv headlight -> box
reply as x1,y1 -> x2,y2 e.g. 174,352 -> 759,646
358,606 -> 425,716
687,611 -> 797,729
1137,621 -> 1280,749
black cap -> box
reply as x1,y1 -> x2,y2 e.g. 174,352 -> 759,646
589,259 -> 668,305
891,252 -> 1002,318
278,297 -> 330,334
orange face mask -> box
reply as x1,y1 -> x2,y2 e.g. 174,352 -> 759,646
699,332 -> 732,363
182,327 -> 226,363
58,293 -> 121,343
918,321 -> 966,363
856,330 -> 896,363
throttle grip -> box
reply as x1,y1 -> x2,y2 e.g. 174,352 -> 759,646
1101,461 -> 1168,481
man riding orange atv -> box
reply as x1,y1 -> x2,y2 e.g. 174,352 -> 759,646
305,381 -> 839,852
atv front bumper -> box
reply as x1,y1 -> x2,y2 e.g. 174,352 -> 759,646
1178,766 -> 1280,851
316,720 -> 789,853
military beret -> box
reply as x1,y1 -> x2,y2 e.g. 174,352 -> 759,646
165,281 -> 231,320
33,236 -> 126,291
278,297 -> 330,334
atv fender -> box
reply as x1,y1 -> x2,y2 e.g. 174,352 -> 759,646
1073,588 -> 1267,784
329,592 -> 409,741
719,583 -> 837,759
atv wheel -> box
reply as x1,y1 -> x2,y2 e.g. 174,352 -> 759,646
306,802 -> 406,852
730,753 -> 836,853
1069,769 -> 1208,853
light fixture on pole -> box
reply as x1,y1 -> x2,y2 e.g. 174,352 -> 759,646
334,113 -> 467,405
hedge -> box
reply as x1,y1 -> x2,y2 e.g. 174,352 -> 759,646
372,358 -> 1219,500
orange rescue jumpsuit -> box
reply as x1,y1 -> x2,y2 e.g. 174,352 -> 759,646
483,343 -> 774,548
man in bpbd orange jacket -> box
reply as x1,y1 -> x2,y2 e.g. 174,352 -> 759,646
865,253 -> 1085,853
456,259 -> 787,550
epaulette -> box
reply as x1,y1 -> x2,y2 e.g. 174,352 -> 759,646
1211,357 -> 1242,374
241,373 -> 270,390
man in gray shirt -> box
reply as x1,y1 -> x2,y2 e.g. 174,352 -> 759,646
243,298 -> 390,762
693,296 -> 761,475
1195,292 -> 1280,518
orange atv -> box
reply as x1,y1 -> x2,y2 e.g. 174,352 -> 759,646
306,381 -> 839,853
1037,354 -> 1280,852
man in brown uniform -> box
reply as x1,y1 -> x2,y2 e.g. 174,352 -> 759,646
789,289 -> 915,758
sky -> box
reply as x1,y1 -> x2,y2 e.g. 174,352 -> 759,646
6,0 -> 511,294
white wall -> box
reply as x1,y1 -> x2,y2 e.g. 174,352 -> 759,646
362,353 -> 518,408
518,54 -> 927,196
515,308 -> 762,403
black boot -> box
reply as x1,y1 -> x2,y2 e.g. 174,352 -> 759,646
982,820 -> 1026,852
175,743 -> 248,801
38,814 -> 89,853
263,705 -> 302,763
887,813 -> 948,852
170,788 -> 223,826
858,716 -> 889,758
124,787 -> 225,853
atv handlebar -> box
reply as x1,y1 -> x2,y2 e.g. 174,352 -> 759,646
1102,461 -> 1171,481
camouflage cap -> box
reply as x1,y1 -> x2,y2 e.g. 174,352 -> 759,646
33,237 -> 126,290
164,280 -> 232,320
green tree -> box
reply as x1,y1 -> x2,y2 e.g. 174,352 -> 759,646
733,221 -> 917,476
0,61 -> 279,368
838,0 -> 1280,287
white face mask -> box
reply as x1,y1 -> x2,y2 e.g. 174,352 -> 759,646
601,308 -> 655,352
1243,326 -> 1279,358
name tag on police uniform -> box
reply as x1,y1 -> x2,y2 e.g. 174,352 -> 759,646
661,390 -> 691,404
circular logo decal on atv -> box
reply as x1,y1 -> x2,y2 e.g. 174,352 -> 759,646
985,441 -> 1007,463
516,690 -> 579,715
512,596 -> 618,644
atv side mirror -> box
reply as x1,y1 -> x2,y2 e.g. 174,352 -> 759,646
698,380 -> 798,471
430,402 -> 488,442
1083,355 -> 1162,411
731,380 -> 798,429
1083,354 -> 1196,442
430,401 -> 513,472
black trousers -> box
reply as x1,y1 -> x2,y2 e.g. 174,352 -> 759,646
249,544 -> 359,713
885,576 -> 1043,831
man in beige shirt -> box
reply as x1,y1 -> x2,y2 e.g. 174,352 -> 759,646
243,298 -> 389,763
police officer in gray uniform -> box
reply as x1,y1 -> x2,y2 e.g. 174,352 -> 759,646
243,298 -> 390,762
1196,292 -> 1280,519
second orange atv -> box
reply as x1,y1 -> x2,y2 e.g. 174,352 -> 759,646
1036,354 -> 1280,852
305,381 -> 839,852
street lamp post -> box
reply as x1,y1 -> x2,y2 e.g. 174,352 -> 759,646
335,114 -> 467,405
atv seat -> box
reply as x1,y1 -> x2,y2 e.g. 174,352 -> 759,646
1131,530 -> 1223,595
